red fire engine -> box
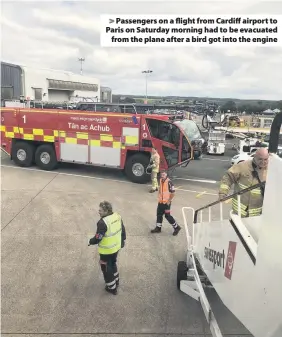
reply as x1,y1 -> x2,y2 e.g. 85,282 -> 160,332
0,103 -> 204,183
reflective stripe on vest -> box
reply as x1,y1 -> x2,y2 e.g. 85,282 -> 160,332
232,198 -> 262,217
220,183 -> 230,192
158,178 -> 171,203
98,213 -> 122,255
238,183 -> 262,195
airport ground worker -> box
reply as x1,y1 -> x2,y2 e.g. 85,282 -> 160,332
148,147 -> 160,193
219,148 -> 269,218
151,170 -> 182,235
88,201 -> 126,295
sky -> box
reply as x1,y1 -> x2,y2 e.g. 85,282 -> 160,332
1,0 -> 282,100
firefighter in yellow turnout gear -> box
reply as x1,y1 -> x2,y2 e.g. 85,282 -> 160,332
148,147 -> 160,193
88,201 -> 126,295
219,148 -> 269,217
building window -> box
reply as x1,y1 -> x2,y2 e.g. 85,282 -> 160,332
33,88 -> 43,100
1,87 -> 13,99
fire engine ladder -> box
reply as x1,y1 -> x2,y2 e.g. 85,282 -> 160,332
179,183 -> 263,337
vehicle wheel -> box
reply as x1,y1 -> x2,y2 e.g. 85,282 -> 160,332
12,141 -> 35,167
177,261 -> 188,289
35,144 -> 58,171
124,153 -> 150,184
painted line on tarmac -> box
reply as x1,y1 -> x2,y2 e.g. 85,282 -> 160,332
202,157 -> 230,162
177,188 -> 217,196
0,164 -> 131,184
196,191 -> 207,198
173,177 -> 217,184
1,165 -> 218,196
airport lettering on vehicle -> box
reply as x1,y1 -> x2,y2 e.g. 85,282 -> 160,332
68,122 -> 110,132
204,243 -> 226,269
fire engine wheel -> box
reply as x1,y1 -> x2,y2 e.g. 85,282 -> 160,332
124,153 -> 150,184
177,261 -> 188,289
35,144 -> 58,171
12,141 -> 35,167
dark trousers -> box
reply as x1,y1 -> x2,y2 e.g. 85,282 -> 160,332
156,202 -> 177,227
99,252 -> 119,289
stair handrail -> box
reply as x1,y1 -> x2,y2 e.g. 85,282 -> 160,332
193,181 -> 265,223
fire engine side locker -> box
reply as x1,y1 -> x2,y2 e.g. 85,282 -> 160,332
88,121 -> 139,167
59,130 -> 89,163
89,133 -> 122,167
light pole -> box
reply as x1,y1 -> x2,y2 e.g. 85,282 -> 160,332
142,70 -> 153,104
78,57 -> 85,75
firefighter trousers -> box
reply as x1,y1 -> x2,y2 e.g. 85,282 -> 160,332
99,252 -> 119,290
151,171 -> 159,190
156,202 -> 178,228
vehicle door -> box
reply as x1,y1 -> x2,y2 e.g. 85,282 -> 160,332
145,118 -> 192,168
179,132 -> 193,164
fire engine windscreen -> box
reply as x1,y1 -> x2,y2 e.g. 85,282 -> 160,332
174,120 -> 203,141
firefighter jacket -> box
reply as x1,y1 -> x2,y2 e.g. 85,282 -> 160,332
219,159 -> 267,217
150,152 -> 160,173
89,212 -> 126,255
158,177 -> 175,204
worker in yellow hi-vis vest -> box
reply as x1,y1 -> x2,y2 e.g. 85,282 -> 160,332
148,147 -> 160,193
88,201 -> 126,295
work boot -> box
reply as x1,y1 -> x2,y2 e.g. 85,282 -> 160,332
149,188 -> 157,193
105,286 -> 117,295
173,225 -> 182,236
151,226 -> 161,233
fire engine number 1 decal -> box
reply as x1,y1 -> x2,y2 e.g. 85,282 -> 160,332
142,123 -> 147,138
22,115 -> 26,123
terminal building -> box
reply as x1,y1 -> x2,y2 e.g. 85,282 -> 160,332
1,61 -> 112,104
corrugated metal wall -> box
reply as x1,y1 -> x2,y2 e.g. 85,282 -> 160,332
1,62 -> 23,99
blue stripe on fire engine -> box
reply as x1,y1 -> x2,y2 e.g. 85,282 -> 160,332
132,116 -> 138,125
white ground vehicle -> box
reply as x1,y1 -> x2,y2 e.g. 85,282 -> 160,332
237,137 -> 268,154
231,152 -> 254,165
232,146 -> 282,166
177,112 -> 282,337
207,130 -> 226,155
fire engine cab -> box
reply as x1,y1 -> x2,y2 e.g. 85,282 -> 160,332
0,103 -> 204,183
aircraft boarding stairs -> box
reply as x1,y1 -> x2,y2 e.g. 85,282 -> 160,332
177,153 -> 282,335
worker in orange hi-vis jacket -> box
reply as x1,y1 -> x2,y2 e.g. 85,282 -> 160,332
150,170 -> 182,236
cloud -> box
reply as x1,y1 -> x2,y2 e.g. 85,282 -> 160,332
1,1 -> 282,100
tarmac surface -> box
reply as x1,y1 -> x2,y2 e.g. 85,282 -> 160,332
1,148 -> 252,337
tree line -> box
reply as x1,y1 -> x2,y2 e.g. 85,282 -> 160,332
219,100 -> 282,113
